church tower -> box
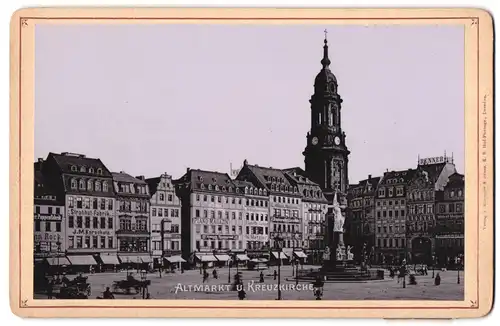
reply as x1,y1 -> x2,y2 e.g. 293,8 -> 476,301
303,32 -> 350,199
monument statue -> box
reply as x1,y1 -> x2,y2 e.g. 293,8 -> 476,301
332,192 -> 345,232
323,246 -> 331,261
346,245 -> 354,261
336,246 -> 343,261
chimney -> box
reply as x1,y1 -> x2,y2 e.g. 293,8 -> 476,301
38,158 -> 43,163
136,175 -> 145,181
187,167 -> 191,173
243,159 -> 248,166
368,174 -> 372,180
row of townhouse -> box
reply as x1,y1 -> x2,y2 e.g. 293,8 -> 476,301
34,154 -> 329,272
347,154 -> 464,266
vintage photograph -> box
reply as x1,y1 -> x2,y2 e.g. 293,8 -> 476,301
31,22 -> 468,302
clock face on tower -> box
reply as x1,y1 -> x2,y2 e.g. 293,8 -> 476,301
311,137 -> 319,145
334,136 -> 341,145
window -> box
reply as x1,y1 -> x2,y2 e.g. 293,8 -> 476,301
401,210 -> 405,217
168,194 -> 173,201
71,179 -> 77,189
92,236 -> 98,248
108,199 -> 113,210
456,203 -> 463,213
84,198 -> 90,209
195,209 -> 200,217
211,196 -> 214,202
77,216 -> 83,228
34,220 -> 41,231
76,236 -> 83,248
449,203 -> 455,213
68,216 -> 74,228
93,217 -> 98,228
87,180 -> 93,191
84,216 -> 90,228
76,197 -> 82,208
108,217 -> 113,229
56,222 -> 61,232
95,181 -> 101,191
378,188 -> 385,197
439,204 -> 446,213
108,237 -> 113,249
158,208 -> 163,217
388,188 -> 393,197
102,181 -> 108,192
79,179 -> 86,190
203,195 -> 207,202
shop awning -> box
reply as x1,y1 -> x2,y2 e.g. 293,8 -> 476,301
45,256 -> 71,266
236,254 -> 250,261
100,254 -> 120,265
215,254 -> 231,261
118,255 -> 142,264
251,258 -> 268,263
195,253 -> 218,262
140,256 -> 153,263
294,251 -> 308,258
165,256 -> 186,263
272,252 -> 288,259
67,255 -> 97,266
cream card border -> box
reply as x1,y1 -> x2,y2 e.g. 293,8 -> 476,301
9,7 -> 494,318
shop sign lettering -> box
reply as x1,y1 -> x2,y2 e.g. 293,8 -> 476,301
71,229 -> 112,236
193,218 -> 229,225
69,208 -> 111,217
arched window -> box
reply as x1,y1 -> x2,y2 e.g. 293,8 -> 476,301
200,184 -> 205,189
87,179 -> 93,191
97,168 -> 103,175
303,189 -> 307,196
80,166 -> 86,172
79,179 -> 86,190
102,181 -> 108,192
215,185 -> 219,191
249,188 -> 253,195
95,181 -> 101,191
228,187 -> 233,192
71,178 -> 77,189
71,165 -> 77,172
245,187 -> 248,194
89,167 -> 94,173
208,185 -> 212,190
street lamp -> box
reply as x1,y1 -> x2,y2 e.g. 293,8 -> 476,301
228,254 -> 233,284
56,241 -> 61,276
272,233 -> 284,300
457,255 -> 462,284
431,254 -> 435,278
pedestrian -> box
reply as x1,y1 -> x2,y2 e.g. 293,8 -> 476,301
434,273 -> 441,286
273,270 -> 277,280
259,271 -> 264,283
103,287 -> 115,299
212,268 -> 218,279
238,287 -> 246,300
47,279 -> 54,299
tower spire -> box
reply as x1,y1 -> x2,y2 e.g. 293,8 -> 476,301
321,29 -> 331,68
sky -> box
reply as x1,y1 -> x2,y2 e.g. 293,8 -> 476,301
35,24 -> 464,184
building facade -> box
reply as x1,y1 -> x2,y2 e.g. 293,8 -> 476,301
34,161 -> 66,263
40,152 -> 117,268
174,169 -> 247,265
434,172 -> 464,267
347,175 -> 381,263
112,172 -> 151,267
147,173 -> 183,267
374,170 -> 414,265
236,160 -> 302,256
284,167 -> 327,264
406,156 -> 457,264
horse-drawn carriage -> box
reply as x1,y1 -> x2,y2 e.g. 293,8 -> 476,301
112,275 -> 151,294
49,275 -> 91,299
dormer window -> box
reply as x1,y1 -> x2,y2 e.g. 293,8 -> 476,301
97,168 -> 103,175
378,188 -> 385,197
263,190 -> 267,196
236,188 -> 240,193
228,186 -> 233,192
222,186 -> 226,191
89,167 -> 94,173
215,185 -> 219,191
95,181 -> 101,191
208,184 -> 213,190
102,181 -> 108,192
198,176 -> 203,182
71,165 -> 77,172
80,166 -> 86,173
71,178 -> 77,189
200,184 -> 205,189
212,178 -> 216,183
245,187 -> 248,194
249,188 -> 253,195
87,180 -> 93,191
79,179 -> 86,190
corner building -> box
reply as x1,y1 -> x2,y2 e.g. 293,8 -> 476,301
40,152 -> 117,270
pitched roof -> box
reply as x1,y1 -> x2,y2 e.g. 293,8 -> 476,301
34,170 -> 63,205
175,168 -> 239,194
283,167 -> 327,203
444,172 -> 464,189
47,152 -> 112,177
145,177 -> 161,196
414,162 -> 457,191
379,169 -> 416,186
112,172 -> 147,185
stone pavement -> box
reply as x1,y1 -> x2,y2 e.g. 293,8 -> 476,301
35,265 -> 464,300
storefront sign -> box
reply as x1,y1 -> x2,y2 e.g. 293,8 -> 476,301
34,214 -> 62,221
193,218 -> 229,225
201,234 -> 238,240
71,229 -> 112,236
34,232 -> 62,242
246,220 -> 268,226
68,208 -> 111,217
245,234 -> 267,241
435,234 -> 464,239
419,156 -> 452,166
